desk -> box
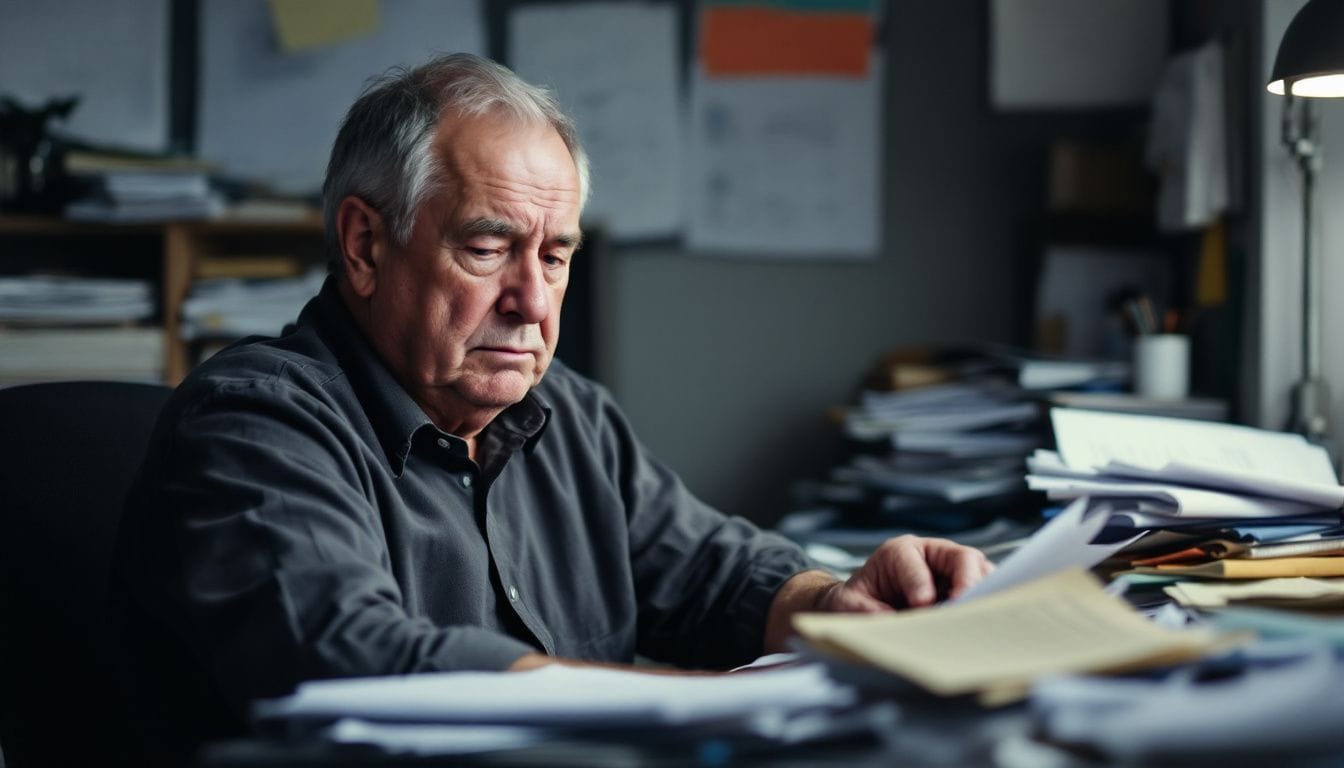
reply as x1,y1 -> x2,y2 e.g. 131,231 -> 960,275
195,690 -> 1344,768
198,699 -> 1038,768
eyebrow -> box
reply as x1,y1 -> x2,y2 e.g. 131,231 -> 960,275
461,218 -> 516,238
461,218 -> 584,250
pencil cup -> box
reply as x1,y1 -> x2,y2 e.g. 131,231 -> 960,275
1132,334 -> 1190,400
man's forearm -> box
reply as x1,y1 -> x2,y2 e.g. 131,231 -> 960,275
763,569 -> 842,654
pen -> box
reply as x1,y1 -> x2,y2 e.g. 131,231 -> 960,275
1163,309 -> 1180,334
1137,295 -> 1157,335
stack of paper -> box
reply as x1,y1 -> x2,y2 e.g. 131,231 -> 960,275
1027,408 -> 1344,520
793,568 -> 1235,705
0,275 -> 161,384
64,156 -> 223,222
1163,578 -> 1344,610
0,275 -> 154,325
802,380 -> 1040,530
251,663 -> 861,757
1031,645 -> 1344,760
1028,408 -> 1344,614
180,269 -> 325,340
0,327 -> 162,383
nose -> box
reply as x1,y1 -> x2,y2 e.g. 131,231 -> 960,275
497,252 -> 550,324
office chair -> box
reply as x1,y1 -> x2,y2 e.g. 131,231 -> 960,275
0,380 -> 172,767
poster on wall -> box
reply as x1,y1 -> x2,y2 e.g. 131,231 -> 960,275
196,0 -> 485,196
687,0 -> 882,258
0,0 -> 169,153
509,2 -> 683,241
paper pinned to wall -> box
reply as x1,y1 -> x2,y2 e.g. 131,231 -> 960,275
268,0 -> 381,54
0,0 -> 169,152
508,2 -> 682,240
687,2 -> 882,258
197,0 -> 485,196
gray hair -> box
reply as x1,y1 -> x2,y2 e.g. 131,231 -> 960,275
322,53 -> 590,267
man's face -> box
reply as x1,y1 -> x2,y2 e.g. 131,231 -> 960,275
363,113 -> 582,428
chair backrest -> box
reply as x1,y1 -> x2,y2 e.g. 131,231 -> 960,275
0,380 -> 172,767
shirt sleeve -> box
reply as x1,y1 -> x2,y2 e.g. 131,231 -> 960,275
592,385 -> 815,669
124,378 -> 536,713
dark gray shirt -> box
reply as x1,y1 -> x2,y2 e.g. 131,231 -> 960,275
111,279 -> 812,751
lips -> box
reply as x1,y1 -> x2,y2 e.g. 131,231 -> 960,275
475,346 -> 538,355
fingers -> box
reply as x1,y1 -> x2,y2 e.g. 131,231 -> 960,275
856,536 -> 993,608
938,542 -> 994,600
877,535 -> 938,608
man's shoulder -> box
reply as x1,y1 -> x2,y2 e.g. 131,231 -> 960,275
172,326 -> 349,416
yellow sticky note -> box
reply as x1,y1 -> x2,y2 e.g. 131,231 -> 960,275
1196,218 -> 1228,307
268,0 -> 380,53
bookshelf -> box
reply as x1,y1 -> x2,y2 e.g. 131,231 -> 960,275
0,214 -> 325,384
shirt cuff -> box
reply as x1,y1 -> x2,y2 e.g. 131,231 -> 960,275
426,625 -> 542,672
730,531 -> 816,662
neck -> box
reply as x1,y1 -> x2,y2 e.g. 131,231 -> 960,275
336,276 -> 502,455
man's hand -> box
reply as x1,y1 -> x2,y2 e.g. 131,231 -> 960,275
820,534 -> 994,612
764,535 -> 993,652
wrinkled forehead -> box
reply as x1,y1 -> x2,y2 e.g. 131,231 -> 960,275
436,111 -> 578,188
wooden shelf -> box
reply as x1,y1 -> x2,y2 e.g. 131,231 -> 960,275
0,214 -> 325,384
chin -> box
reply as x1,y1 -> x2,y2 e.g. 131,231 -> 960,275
464,372 -> 536,408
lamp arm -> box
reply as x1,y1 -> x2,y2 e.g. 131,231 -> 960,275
1282,92 -> 1331,444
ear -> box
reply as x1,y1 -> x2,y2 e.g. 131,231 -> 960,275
336,195 -> 385,300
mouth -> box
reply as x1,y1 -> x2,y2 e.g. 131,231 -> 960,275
474,346 -> 538,359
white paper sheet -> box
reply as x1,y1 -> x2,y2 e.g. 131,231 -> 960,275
953,498 -> 1140,604
254,663 -> 854,727
687,64 -> 881,257
325,719 -> 545,756
197,0 -> 486,195
1026,476 -> 1323,519
1049,409 -> 1342,509
1032,647 -> 1344,758
1051,408 -> 1337,485
508,2 -> 682,240
0,0 -> 169,151
1102,459 -> 1344,510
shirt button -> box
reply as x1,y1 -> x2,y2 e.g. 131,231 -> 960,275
461,474 -> 473,488
508,586 -> 520,601
436,437 -> 450,449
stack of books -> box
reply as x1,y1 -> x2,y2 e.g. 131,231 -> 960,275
0,275 -> 161,384
62,149 -> 222,222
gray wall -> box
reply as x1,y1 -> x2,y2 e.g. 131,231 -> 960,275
605,4 -> 1067,525
1255,0 -> 1344,467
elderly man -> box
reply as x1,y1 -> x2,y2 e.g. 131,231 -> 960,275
111,53 -> 991,758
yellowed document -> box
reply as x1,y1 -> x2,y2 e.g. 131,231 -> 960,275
794,568 -> 1233,704
1126,556 -> 1344,579
1165,577 -> 1344,610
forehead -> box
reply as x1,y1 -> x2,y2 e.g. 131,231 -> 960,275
432,111 -> 581,220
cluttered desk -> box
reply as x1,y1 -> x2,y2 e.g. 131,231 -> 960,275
195,402 -> 1344,767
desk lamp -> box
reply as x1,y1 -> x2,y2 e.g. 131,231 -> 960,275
1267,0 -> 1344,450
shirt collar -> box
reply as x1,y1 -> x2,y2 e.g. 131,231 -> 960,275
300,277 -> 552,474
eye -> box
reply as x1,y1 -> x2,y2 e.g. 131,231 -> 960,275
542,253 -> 568,267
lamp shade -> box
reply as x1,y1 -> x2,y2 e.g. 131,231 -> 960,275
1268,0 -> 1344,97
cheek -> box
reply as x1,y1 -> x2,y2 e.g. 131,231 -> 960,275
543,289 -> 566,345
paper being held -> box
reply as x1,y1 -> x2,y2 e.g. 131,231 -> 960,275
953,498 -> 1140,604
